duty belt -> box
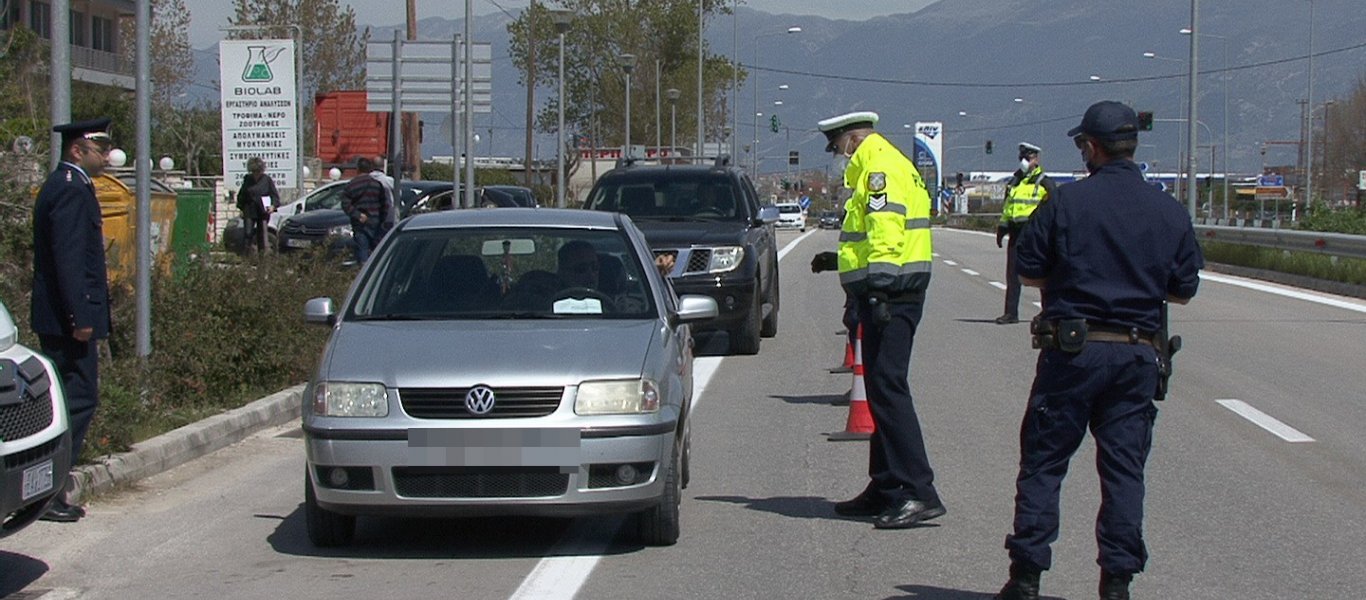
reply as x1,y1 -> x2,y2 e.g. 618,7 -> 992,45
1031,318 -> 1157,351
1085,323 -> 1157,347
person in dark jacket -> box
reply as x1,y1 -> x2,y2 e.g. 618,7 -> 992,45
31,118 -> 115,523
235,157 -> 282,254
341,156 -> 390,263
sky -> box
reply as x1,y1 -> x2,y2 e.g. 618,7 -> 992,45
185,0 -> 933,48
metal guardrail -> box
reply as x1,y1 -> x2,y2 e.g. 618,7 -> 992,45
943,213 -> 1366,261
1193,225 -> 1366,261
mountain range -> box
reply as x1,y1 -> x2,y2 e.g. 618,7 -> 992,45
190,0 -> 1366,175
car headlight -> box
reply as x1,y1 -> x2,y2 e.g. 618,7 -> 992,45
327,224 -> 352,237
575,379 -> 660,415
313,382 -> 389,417
707,246 -> 744,273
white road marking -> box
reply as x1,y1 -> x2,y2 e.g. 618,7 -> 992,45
989,281 -> 1007,290
1200,271 -> 1366,314
943,260 -> 958,266
1215,399 -> 1316,443
511,230 -> 810,599
961,268 -> 980,276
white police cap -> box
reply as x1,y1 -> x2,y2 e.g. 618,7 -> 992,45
818,111 -> 879,152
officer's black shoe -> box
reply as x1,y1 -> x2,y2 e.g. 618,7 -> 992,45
872,498 -> 946,529
833,491 -> 887,517
994,562 -> 1042,600
39,498 -> 84,523
994,314 -> 1020,325
1099,572 -> 1132,600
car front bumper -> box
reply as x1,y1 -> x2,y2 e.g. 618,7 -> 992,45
304,422 -> 675,517
1,431 -> 71,529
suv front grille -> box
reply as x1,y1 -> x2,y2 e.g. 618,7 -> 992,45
399,387 -> 564,419
0,357 -> 54,442
393,466 -> 569,498
685,249 -> 712,273
281,222 -> 329,237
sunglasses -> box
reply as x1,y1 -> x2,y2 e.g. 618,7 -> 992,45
1072,135 -> 1091,150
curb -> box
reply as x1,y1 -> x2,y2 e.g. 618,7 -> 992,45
67,384 -> 306,505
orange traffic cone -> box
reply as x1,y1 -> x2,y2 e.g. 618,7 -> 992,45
829,325 -> 874,441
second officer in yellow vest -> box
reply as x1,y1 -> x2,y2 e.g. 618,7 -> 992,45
995,143 -> 1056,324
820,111 -> 946,529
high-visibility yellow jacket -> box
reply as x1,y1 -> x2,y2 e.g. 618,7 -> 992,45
837,133 -> 933,299
1000,166 -> 1053,226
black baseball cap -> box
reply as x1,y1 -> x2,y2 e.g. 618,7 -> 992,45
1067,101 -> 1140,141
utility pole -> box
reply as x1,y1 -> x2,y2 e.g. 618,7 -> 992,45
406,0 -> 420,180
525,0 -> 538,187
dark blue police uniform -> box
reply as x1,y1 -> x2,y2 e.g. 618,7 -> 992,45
32,123 -> 113,465
1002,102 -> 1203,592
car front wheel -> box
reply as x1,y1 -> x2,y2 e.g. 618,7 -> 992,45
305,472 -> 356,547
636,443 -> 681,546
730,289 -> 762,355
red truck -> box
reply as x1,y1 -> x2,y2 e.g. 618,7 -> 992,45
315,90 -> 389,170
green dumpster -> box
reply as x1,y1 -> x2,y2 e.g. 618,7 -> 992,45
172,188 -> 214,275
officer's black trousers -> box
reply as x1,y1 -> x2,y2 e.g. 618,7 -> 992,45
1003,230 -> 1022,318
39,334 -> 100,461
857,299 -> 940,506
1005,343 -> 1159,575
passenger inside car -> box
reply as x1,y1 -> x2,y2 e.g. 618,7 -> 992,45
692,185 -> 735,218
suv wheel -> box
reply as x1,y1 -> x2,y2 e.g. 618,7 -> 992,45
730,289 -> 762,355
305,472 -> 356,547
636,442 -> 681,546
760,264 -> 779,338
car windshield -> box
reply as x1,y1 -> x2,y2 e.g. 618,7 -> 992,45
304,184 -> 345,211
348,227 -> 657,320
586,174 -> 743,221
778,204 -> 801,214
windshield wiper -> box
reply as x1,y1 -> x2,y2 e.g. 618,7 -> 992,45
485,311 -> 568,319
351,313 -> 435,321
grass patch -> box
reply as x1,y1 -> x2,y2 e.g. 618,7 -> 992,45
1199,240 -> 1366,287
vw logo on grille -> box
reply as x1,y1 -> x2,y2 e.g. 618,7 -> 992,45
464,386 -> 497,415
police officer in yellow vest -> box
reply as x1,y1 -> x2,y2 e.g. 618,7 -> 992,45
815,111 -> 946,529
995,143 -> 1056,324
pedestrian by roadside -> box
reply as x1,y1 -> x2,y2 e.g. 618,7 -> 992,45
235,156 -> 281,254
811,111 -> 945,530
993,101 -> 1203,600
367,156 -> 398,232
31,118 -> 115,523
341,156 -> 390,263
994,142 -> 1055,324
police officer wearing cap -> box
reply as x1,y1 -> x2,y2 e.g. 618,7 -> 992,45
993,102 -> 1203,600
995,142 -> 1056,325
811,111 -> 946,529
31,118 -> 115,523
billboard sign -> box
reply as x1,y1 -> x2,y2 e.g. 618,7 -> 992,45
219,39 -> 298,190
914,122 -> 943,200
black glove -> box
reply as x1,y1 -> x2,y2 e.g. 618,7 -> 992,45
867,292 -> 891,325
810,251 -> 838,273
996,226 -> 1007,248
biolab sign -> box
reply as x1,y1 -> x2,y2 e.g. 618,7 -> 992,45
914,122 -> 943,199
220,39 -> 298,190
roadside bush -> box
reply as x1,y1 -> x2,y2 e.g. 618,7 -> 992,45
1296,202 -> 1366,235
1199,240 -> 1366,287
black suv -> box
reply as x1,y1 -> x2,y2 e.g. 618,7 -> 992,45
584,158 -> 780,354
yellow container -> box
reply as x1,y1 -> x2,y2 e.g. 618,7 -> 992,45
94,173 -> 178,285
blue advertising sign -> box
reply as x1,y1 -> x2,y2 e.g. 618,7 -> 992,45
799,196 -> 811,210
1258,174 -> 1284,187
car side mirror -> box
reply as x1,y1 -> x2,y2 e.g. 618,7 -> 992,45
672,295 -> 718,326
756,206 -> 780,225
304,297 -> 336,326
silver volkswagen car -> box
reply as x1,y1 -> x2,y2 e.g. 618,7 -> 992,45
301,208 -> 716,547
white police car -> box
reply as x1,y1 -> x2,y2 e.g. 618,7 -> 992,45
0,299 -> 72,538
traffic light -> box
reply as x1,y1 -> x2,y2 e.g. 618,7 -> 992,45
769,114 -> 781,133
985,140 -> 994,154
1138,111 -> 1154,131
788,150 -> 799,166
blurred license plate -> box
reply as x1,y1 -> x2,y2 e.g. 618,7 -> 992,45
21,459 -> 54,501
285,238 -> 312,248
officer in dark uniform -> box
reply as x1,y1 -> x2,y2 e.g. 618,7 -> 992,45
993,102 -> 1203,600
31,118 -> 115,523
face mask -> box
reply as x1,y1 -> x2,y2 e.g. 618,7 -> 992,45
833,154 -> 850,176
1019,158 -> 1032,173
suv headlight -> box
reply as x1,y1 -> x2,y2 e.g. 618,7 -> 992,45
575,379 -> 660,415
313,382 -> 389,417
327,224 -> 352,237
707,246 -> 744,274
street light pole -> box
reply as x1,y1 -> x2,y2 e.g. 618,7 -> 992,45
750,26 -> 802,177
1179,29 -> 1230,219
1186,0 -> 1200,219
620,54 -> 637,158
1144,51 -> 1188,202
667,88 -> 681,160
696,0 -> 704,159
552,10 -> 572,207
1305,0 -> 1316,206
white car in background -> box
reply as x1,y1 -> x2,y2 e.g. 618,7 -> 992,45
774,202 -> 806,232
0,299 -> 72,538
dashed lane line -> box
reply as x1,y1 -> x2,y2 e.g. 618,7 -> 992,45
961,268 -> 980,276
1215,399 -> 1316,443
989,281 -> 1007,290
